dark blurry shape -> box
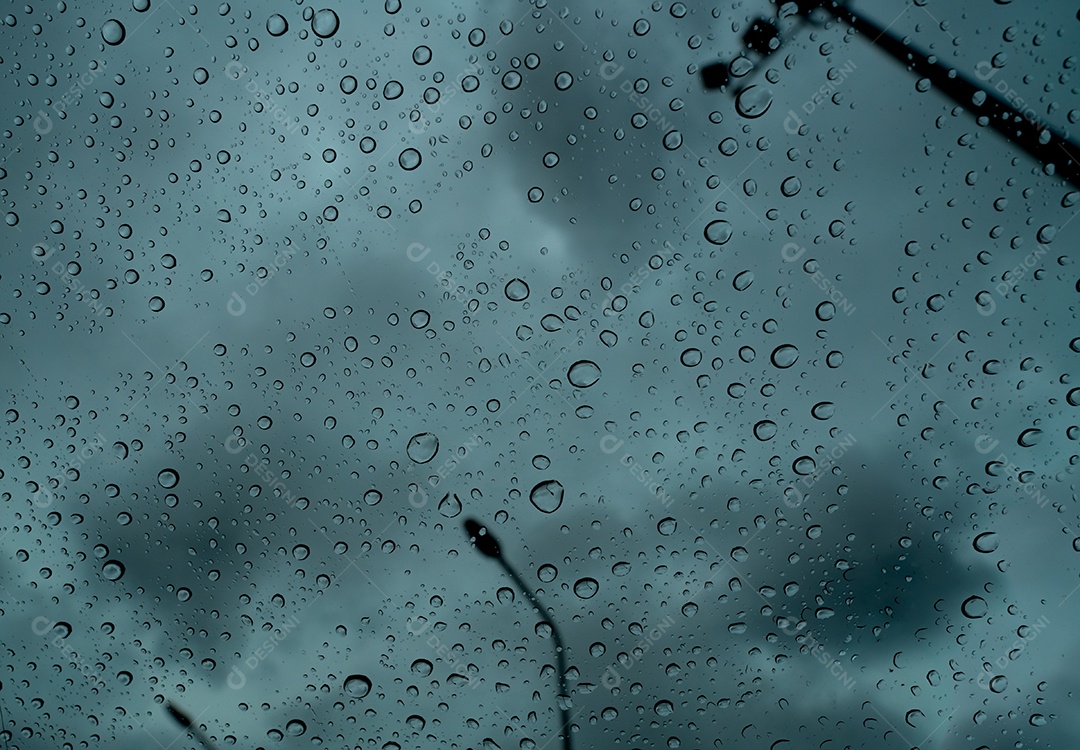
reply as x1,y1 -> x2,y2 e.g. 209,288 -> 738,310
701,0 -> 1080,190
742,17 -> 781,56
464,517 -> 501,559
699,61 -> 730,90
165,702 -> 219,750
463,518 -> 573,750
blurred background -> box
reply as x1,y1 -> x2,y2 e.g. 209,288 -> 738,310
1,0 -> 1077,747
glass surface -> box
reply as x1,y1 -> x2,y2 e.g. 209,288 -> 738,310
1,1 -> 1078,748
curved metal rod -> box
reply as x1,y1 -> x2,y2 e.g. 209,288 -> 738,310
464,519 -> 573,750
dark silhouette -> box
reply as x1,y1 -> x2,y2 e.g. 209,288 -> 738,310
463,518 -> 573,750
165,702 -> 219,750
702,0 -> 1080,190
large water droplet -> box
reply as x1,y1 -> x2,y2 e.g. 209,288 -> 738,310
735,85 -> 773,118
567,360 -> 601,387
344,674 -> 372,697
973,532 -> 999,553
102,560 -> 125,581
311,8 -> 340,38
438,493 -> 462,518
704,219 -> 733,246
771,344 -> 799,369
101,19 -> 126,45
530,480 -> 564,513
573,577 -> 599,599
407,433 -> 439,464
504,278 -> 530,301
961,595 -> 988,619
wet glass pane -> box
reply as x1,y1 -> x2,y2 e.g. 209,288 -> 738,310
2,1 -> 1078,748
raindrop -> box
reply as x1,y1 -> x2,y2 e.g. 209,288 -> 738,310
411,659 -> 433,676
538,564 -> 558,582
407,433 -> 439,464
101,19 -> 126,45
733,270 -> 754,291
680,348 -> 702,367
573,577 -> 599,599
412,45 -> 432,65
504,278 -> 530,301
753,420 -> 777,441
662,130 -> 683,150
266,14 -> 288,36
1017,428 -> 1043,447
735,85 -> 773,118
704,219 -> 733,246
530,480 -> 564,513
973,532 -> 999,553
157,469 -> 179,489
657,517 -> 677,535
770,344 -> 799,369
311,8 -> 340,38
399,148 -> 422,170
567,360 -> 601,387
102,560 -> 125,581
438,493 -> 462,518
344,674 -> 372,697
961,595 -> 988,619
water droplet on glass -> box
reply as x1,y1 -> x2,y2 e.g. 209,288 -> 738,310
158,469 -> 179,489
399,148 -> 422,170
102,19 -> 126,45
771,344 -> 799,369
344,674 -> 372,697
102,560 -> 125,581
538,564 -> 558,582
407,432 -> 439,464
961,595 -> 988,619
973,532 -> 999,553
573,577 -> 599,599
567,360 -> 601,387
1017,428 -> 1043,447
504,278 -> 530,301
704,219 -> 733,246
311,8 -> 340,38
735,85 -> 773,118
266,14 -> 288,36
753,420 -> 777,441
530,480 -> 564,513
438,493 -> 462,518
